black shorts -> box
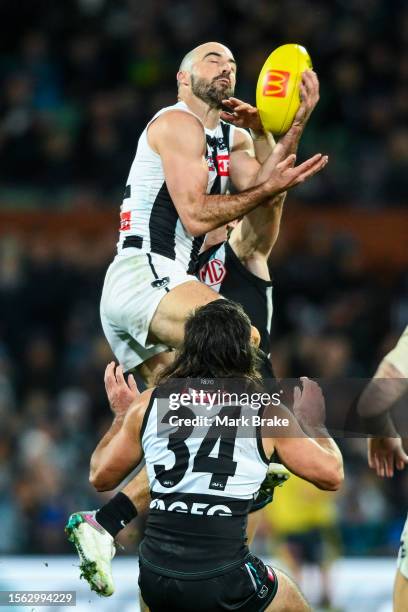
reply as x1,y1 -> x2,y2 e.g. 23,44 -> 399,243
138,553 -> 278,612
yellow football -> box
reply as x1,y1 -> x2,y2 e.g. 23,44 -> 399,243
256,44 -> 313,135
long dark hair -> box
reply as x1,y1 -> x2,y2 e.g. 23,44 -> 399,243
157,299 -> 262,385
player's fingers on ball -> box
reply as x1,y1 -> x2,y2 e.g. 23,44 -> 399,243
299,82 -> 307,100
302,70 -> 314,89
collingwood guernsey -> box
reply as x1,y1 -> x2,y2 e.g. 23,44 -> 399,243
117,101 -> 235,273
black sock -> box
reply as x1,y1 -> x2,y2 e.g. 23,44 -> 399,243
95,492 -> 138,538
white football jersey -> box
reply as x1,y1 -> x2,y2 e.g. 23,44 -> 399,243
117,101 -> 235,272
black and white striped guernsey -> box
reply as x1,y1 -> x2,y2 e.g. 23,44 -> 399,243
117,101 -> 235,273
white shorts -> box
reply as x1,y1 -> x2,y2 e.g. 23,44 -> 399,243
397,513 -> 408,579
100,252 -> 197,371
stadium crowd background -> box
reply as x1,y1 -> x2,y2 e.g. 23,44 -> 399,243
0,0 -> 407,587
0,0 -> 407,207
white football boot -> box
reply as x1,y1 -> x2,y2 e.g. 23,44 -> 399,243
65,511 -> 116,596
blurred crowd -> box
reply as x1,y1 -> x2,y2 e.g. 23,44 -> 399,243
0,224 -> 407,556
0,0 -> 407,208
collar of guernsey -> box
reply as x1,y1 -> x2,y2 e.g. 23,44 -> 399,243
117,100 -> 235,273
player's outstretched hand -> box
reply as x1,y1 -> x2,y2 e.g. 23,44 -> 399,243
292,69 -> 320,129
367,437 -> 408,478
220,97 -> 263,132
265,152 -> 328,194
293,377 -> 326,430
104,361 -> 140,416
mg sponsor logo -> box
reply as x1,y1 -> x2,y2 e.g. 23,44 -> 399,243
262,70 -> 290,98
150,498 -> 232,516
199,258 -> 226,286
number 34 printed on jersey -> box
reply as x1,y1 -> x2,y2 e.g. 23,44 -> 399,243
154,405 -> 240,491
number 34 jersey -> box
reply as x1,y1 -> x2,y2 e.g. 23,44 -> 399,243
140,387 -> 270,577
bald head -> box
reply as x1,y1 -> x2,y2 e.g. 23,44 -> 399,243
177,42 -> 236,107
179,42 -> 235,72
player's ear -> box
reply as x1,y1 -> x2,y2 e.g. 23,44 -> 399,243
177,70 -> 190,88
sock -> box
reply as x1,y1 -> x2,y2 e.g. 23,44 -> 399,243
95,492 -> 138,538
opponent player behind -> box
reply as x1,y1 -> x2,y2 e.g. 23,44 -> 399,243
357,326 -> 408,612
71,300 -> 343,611
66,45 -> 322,595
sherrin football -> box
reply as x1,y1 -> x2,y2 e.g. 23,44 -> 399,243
256,44 -> 313,136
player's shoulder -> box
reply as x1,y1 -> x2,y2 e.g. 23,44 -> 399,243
148,105 -> 205,152
151,104 -> 204,133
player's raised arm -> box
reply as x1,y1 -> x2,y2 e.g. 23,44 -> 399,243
227,71 -> 321,264
149,110 -> 328,236
264,379 -> 344,491
357,327 -> 408,477
90,388 -> 154,491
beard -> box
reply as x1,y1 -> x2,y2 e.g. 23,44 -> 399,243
191,74 -> 234,109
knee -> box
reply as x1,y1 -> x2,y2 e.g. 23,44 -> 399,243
272,568 -> 311,612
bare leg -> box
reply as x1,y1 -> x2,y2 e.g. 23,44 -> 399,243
147,280 -> 224,346
148,279 -> 260,348
266,568 -> 311,611
394,570 -> 408,612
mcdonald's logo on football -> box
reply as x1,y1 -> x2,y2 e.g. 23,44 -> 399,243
262,70 -> 290,98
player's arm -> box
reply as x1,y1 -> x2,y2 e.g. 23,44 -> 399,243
90,388 -> 154,491
228,125 -> 287,274
263,379 -> 344,491
229,191 -> 286,275
227,72 -> 320,264
357,328 -> 408,477
358,334 -> 408,420
148,110 -> 327,236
